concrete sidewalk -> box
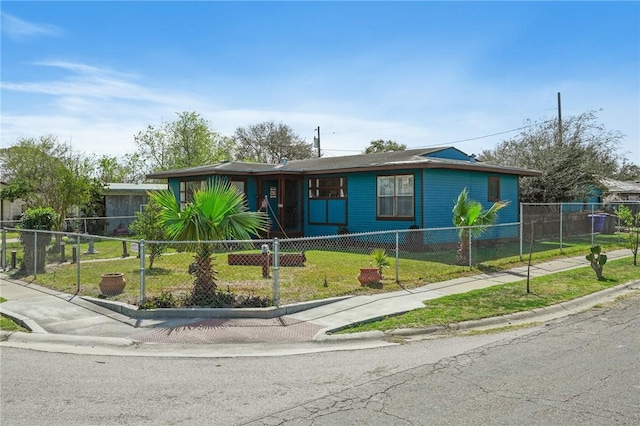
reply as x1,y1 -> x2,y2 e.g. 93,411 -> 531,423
1,249 -> 638,357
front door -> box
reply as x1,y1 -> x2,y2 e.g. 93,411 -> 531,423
283,178 -> 299,231
260,180 -> 279,233
259,178 -> 303,235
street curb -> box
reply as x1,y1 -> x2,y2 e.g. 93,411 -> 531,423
0,306 -> 48,334
0,329 -> 136,347
83,295 -> 353,319
317,279 -> 640,342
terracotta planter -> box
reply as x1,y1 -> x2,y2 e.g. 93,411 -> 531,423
99,273 -> 126,296
357,268 -> 381,286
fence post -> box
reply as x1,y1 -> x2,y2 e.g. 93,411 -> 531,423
34,231 -> 38,278
468,228 -> 472,269
272,238 -> 280,307
139,240 -> 145,303
261,244 -> 270,278
395,231 -> 400,283
559,203 -> 564,253
76,235 -> 81,292
591,204 -> 595,245
519,203 -> 524,261
1,228 -> 6,271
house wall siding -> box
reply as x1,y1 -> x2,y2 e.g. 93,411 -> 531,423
105,193 -> 149,233
425,147 -> 473,161
305,169 -> 423,236
423,169 -> 519,229
166,164 -> 521,239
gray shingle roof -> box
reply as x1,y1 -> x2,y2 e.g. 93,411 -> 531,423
599,177 -> 640,194
146,147 -> 541,179
106,183 -> 167,192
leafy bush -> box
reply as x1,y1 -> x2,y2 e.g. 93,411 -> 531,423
129,198 -> 168,268
139,291 -> 183,309
138,288 -> 272,309
615,205 -> 640,266
19,207 -> 59,230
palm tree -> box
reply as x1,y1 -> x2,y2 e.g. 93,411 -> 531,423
452,188 -> 509,266
370,248 -> 391,278
150,181 -> 269,304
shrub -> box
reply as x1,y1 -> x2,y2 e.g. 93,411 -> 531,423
129,198 -> 168,268
138,289 -> 272,309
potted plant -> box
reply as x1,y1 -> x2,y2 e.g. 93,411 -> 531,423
357,265 -> 381,286
370,248 -> 391,278
357,248 -> 390,286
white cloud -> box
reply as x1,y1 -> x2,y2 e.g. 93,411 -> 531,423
1,13 -> 63,40
2,59 -> 637,166
1,61 -> 219,156
2,61 -> 189,105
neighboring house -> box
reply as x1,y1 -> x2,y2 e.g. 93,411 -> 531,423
593,177 -> 640,202
146,147 -> 541,238
104,182 -> 167,234
0,181 -> 27,227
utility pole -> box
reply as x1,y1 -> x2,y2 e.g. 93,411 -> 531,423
557,92 -> 562,145
314,127 -> 321,157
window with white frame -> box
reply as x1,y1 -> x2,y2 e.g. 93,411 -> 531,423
377,174 -> 414,218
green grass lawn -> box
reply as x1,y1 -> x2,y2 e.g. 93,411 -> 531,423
1,236 -> 142,267
4,233 -> 631,307
0,297 -> 29,332
4,231 -> 20,240
339,258 -> 639,333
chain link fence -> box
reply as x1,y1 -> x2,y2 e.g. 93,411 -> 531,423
2,202 -> 635,309
521,201 -> 638,249
0,216 -> 137,236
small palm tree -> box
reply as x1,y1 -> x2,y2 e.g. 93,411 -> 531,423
370,248 -> 391,277
452,188 -> 508,265
150,181 -> 269,304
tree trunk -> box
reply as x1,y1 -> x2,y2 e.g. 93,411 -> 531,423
457,231 -> 470,266
191,243 -> 217,305
20,233 -> 51,274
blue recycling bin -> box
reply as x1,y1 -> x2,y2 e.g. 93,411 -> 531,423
588,214 -> 607,233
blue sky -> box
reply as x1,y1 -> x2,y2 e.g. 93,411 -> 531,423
2,1 -> 639,165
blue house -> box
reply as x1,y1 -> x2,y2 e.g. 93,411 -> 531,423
146,147 -> 541,238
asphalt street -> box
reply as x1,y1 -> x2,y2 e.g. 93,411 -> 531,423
1,290 -> 638,425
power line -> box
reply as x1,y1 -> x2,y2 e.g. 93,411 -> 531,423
321,118 -> 557,154
414,119 -> 557,148
322,108 -> 558,137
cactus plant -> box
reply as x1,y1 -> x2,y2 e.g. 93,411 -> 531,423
586,245 -> 607,281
